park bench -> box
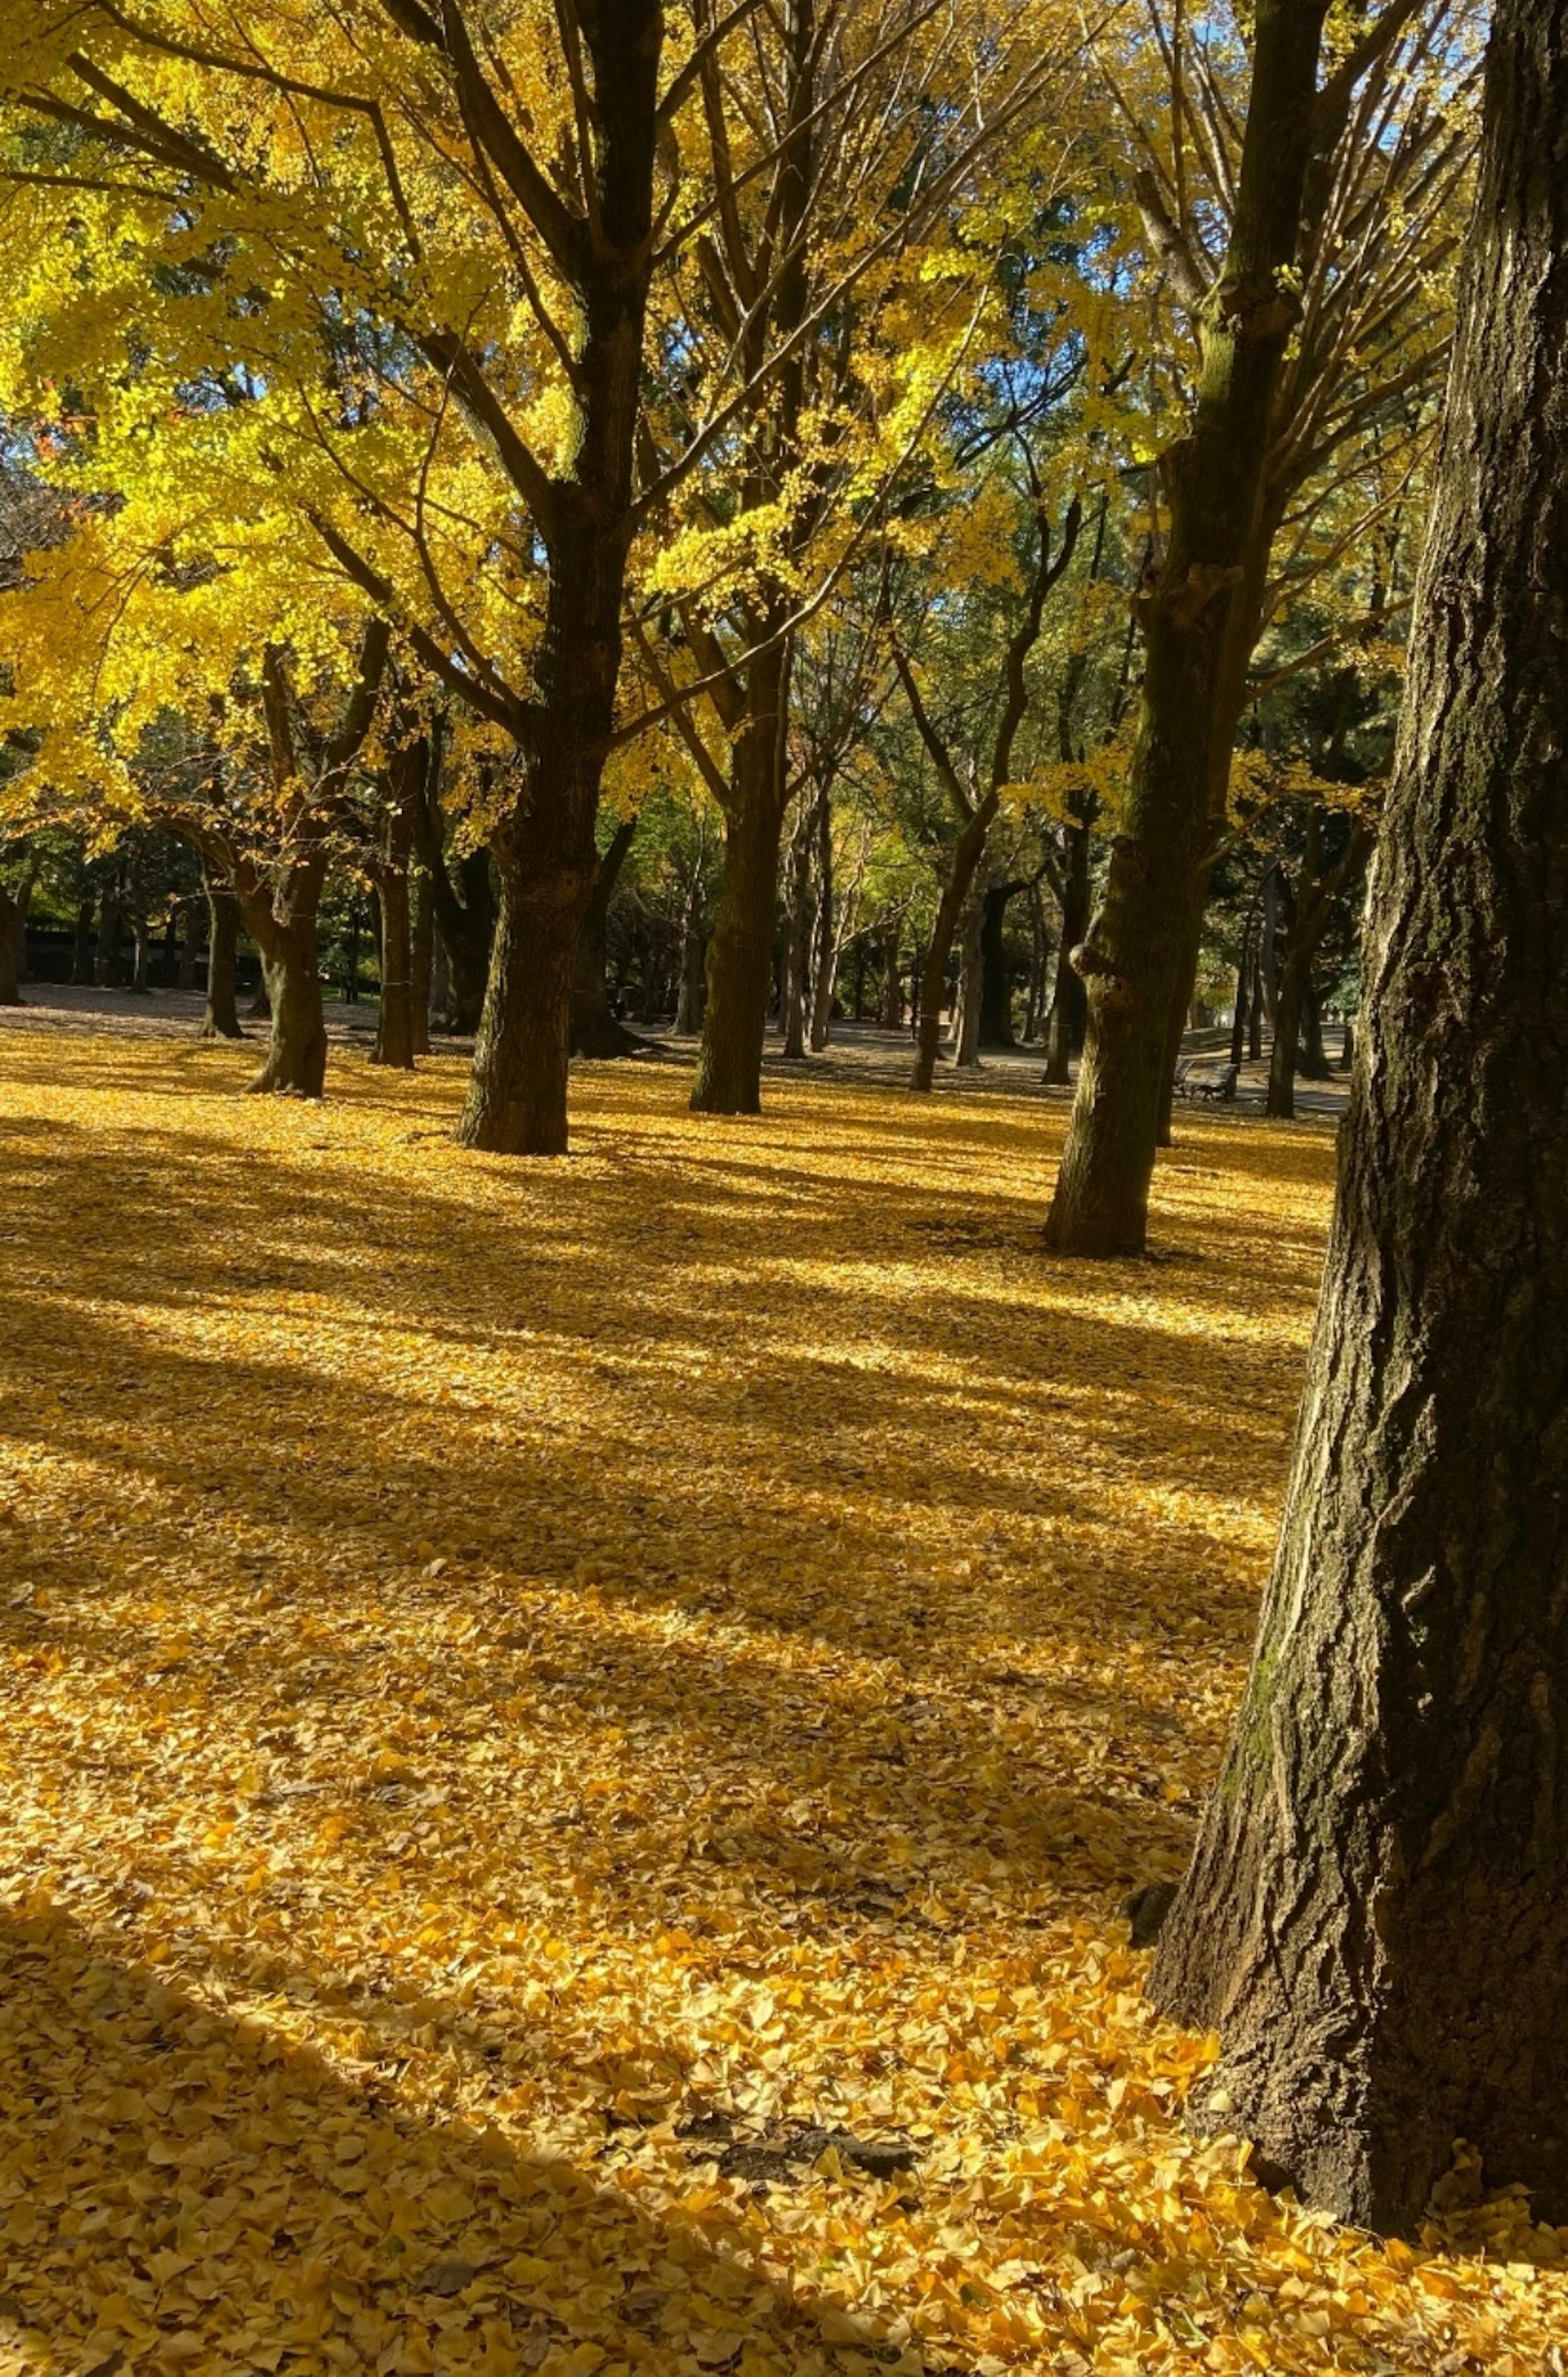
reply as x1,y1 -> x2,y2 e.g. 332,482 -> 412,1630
1175,1059 -> 1240,1103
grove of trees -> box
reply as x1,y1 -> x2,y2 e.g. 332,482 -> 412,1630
6,0 -> 1567,2258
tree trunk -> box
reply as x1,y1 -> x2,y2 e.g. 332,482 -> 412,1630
437,852 -> 495,1035
912,795 -> 997,1092
1247,943 -> 1264,1061
1155,897 -> 1206,1146
1042,816 -> 1091,1084
879,919 -> 903,1029
692,638 -> 790,1115
978,878 -> 1022,1048
236,866 -> 328,1096
201,875 -> 243,1038
1298,977 -> 1332,1076
372,858 -> 416,1068
96,887 -> 123,988
675,894 -> 706,1034
456,4 -> 662,1155
1045,0 -> 1332,1254
808,785 -> 836,1050
952,886 -> 986,1068
1259,863 -> 1280,1030
460,810 -> 590,1153
67,895 -> 92,984
371,742 -> 420,1069
410,861 -> 432,1057
1150,0 -> 1568,2230
129,914 -> 152,994
1229,919 -> 1254,1070
781,806 -> 812,1059
0,880 -> 24,1006
1265,932 -> 1310,1118
571,813 -> 640,1056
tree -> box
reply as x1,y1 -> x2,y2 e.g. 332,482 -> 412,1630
898,484 -> 1082,1090
1148,0 -> 1568,2231
1045,0 -> 1477,1253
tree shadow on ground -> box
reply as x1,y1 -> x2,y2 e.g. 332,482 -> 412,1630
0,1902 -> 915,2375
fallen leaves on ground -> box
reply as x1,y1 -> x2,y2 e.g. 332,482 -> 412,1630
0,1027 -> 1563,2377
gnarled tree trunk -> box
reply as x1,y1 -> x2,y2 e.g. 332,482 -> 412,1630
1150,0 -> 1568,2229
237,865 -> 330,1098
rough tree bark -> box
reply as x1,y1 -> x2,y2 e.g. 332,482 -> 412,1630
692,656 -> 790,1112
1150,0 -> 1568,2230
457,5 -> 663,1154
1047,0 -> 1340,1253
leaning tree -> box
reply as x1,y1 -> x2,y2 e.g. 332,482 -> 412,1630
1148,0 -> 1568,2232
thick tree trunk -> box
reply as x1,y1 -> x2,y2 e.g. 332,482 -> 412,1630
571,814 -> 640,1057
692,638 -> 790,1115
978,878 -> 1022,1048
0,881 -> 24,1006
201,876 -> 243,1038
1150,0 -> 1568,2229
237,868 -> 328,1097
456,3 -> 662,1154
1045,0 -> 1330,1253
461,809 -> 591,1153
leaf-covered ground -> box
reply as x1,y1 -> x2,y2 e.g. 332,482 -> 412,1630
1,1029 -> 1564,2377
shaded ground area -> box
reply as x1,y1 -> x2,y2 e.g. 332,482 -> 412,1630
0,1023 -> 1555,2376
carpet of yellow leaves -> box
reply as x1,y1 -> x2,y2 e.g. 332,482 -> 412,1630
1,1030 -> 1564,2377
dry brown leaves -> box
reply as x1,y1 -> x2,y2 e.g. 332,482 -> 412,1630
0,1029 -> 1564,2377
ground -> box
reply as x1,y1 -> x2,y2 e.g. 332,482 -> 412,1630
0,1012 -> 1561,2377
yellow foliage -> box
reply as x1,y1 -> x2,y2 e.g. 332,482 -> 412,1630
1,1028 -> 1562,2373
